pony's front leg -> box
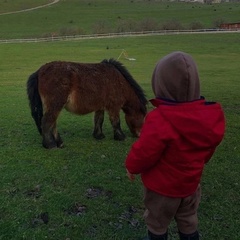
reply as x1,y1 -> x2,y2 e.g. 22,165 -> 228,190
109,112 -> 126,141
53,122 -> 64,148
93,110 -> 105,140
41,113 -> 60,149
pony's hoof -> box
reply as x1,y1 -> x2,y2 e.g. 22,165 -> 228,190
42,141 -> 57,149
56,141 -> 64,148
56,143 -> 64,149
93,133 -> 105,140
114,134 -> 126,141
43,144 -> 58,149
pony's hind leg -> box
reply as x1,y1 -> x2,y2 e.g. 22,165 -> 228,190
93,110 -> 105,140
41,112 -> 62,149
108,111 -> 125,141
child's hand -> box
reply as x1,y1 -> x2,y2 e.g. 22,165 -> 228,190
126,169 -> 135,182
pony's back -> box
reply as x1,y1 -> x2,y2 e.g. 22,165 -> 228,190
36,60 -> 145,116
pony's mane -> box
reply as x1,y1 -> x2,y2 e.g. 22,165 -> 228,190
101,58 -> 148,114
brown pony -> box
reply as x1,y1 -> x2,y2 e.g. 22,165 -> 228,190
27,59 -> 148,149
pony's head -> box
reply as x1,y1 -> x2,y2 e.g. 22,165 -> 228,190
102,58 -> 148,138
123,104 -> 147,137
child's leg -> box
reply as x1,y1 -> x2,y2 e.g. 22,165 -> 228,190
175,185 -> 201,236
143,187 -> 181,236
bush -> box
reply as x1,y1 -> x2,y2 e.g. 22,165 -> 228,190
115,19 -> 138,33
92,20 -> 112,34
212,17 -> 226,28
137,18 -> 159,31
58,26 -> 86,36
161,19 -> 184,30
189,21 -> 204,30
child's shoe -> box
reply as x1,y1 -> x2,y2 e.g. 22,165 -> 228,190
179,231 -> 199,240
143,230 -> 168,240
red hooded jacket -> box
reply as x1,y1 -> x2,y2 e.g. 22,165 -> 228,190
125,98 -> 225,197
125,51 -> 225,198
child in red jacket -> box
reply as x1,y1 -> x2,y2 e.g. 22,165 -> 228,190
125,51 -> 225,240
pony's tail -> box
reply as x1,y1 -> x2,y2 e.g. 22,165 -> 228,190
27,70 -> 43,134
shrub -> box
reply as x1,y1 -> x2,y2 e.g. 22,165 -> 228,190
137,18 -> 159,31
92,20 -> 112,34
189,21 -> 204,30
115,19 -> 138,33
161,19 -> 184,30
212,17 -> 226,28
58,26 -> 86,36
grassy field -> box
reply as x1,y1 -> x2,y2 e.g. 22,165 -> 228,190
0,32 -> 240,239
0,0 -> 240,239
0,0 -> 240,39
0,0 -> 51,13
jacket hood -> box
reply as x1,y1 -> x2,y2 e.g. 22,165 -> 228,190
152,51 -> 200,102
150,98 -> 225,148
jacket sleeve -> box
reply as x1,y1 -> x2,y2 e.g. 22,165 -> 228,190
125,109 -> 174,174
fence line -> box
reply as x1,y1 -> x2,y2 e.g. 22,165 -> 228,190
0,29 -> 239,44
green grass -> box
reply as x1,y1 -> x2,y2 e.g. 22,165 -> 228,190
0,0 -> 51,13
0,0 -> 240,39
0,1 -> 240,239
0,33 -> 240,239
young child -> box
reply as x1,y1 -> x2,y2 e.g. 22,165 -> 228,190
125,51 -> 225,240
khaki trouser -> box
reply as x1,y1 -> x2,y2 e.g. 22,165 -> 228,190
143,185 -> 201,235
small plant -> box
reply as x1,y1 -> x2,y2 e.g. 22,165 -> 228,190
92,20 -> 112,34
189,21 -> 204,30
161,19 -> 184,30
59,26 -> 86,36
212,17 -> 226,28
138,18 -> 159,31
115,19 -> 138,33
